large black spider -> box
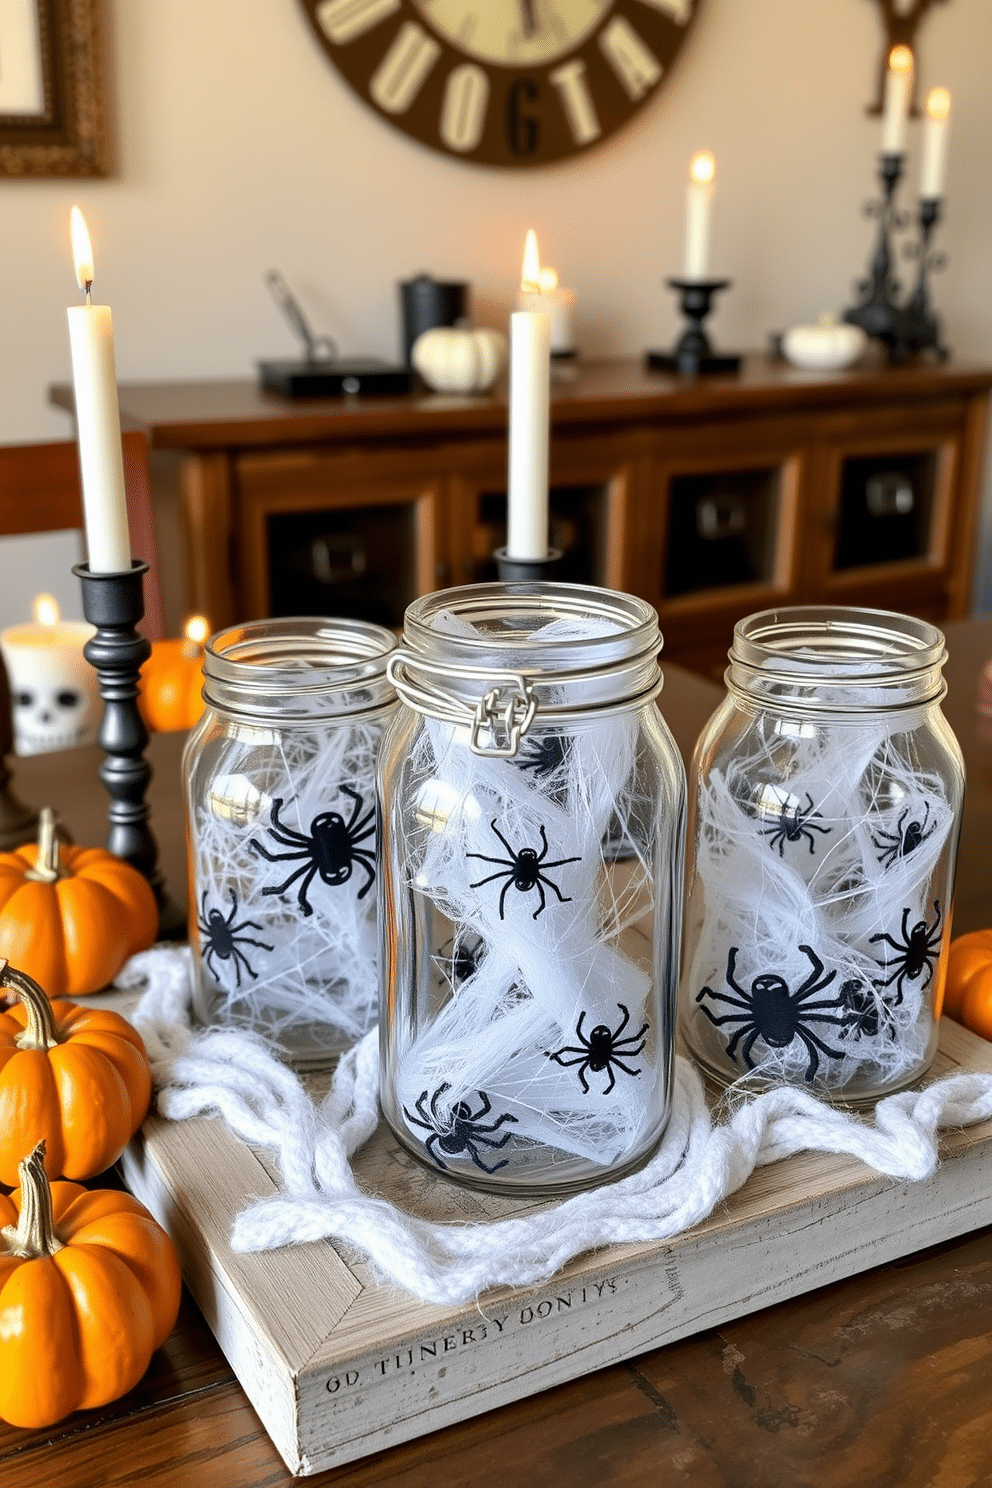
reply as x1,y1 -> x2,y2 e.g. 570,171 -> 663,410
467,819 -> 580,920
403,1084 -> 518,1173
546,1003 -> 648,1095
696,943 -> 852,1083
871,802 -> 936,869
249,787 -> 375,918
197,889 -> 273,988
870,900 -> 942,1004
760,789 -> 832,857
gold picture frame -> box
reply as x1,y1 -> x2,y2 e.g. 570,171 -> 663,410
0,0 -> 109,177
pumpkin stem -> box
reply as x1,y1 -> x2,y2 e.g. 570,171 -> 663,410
0,1142 -> 63,1258
0,960 -> 59,1051
24,807 -> 66,884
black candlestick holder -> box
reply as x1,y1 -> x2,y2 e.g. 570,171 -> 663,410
646,279 -> 742,378
73,560 -> 186,939
494,547 -> 563,583
843,155 -> 948,362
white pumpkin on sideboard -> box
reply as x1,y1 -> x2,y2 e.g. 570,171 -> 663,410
782,314 -> 868,371
412,326 -> 508,394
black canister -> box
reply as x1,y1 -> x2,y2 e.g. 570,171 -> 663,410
400,275 -> 467,365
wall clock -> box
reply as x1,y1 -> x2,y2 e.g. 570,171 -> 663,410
298,0 -> 702,168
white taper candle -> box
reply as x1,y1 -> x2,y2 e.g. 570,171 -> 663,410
66,206 -> 131,574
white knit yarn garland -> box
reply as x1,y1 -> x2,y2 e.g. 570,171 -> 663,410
122,944 -> 992,1310
684,712 -> 955,1095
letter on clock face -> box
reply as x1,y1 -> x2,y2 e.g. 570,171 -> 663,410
370,20 -> 442,113
549,58 -> 600,144
317,0 -> 401,45
599,16 -> 662,100
441,63 -> 489,151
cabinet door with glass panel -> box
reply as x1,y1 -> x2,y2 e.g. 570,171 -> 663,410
802,404 -> 963,617
448,431 -> 637,591
234,446 -> 446,630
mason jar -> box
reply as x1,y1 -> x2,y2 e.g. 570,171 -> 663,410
681,606 -> 964,1104
183,617 -> 397,1065
377,582 -> 687,1195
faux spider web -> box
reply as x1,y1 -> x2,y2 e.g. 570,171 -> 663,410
190,715 -> 386,1060
684,713 -> 957,1096
390,611 -> 676,1176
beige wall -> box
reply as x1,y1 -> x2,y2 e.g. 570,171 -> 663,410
2,0 -> 991,619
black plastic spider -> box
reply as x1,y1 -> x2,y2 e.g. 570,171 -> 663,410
197,889 -> 273,988
249,787 -> 375,918
837,978 -> 894,1040
467,819 -> 580,920
433,930 -> 486,989
696,943 -> 852,1083
517,733 -> 570,779
871,802 -> 936,869
870,900 -> 942,1005
760,789 -> 832,857
403,1084 -> 518,1173
546,1003 -> 648,1094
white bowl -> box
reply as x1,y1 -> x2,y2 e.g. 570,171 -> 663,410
782,321 -> 867,371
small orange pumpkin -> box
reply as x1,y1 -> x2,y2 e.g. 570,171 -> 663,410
942,929 -> 992,1040
0,960 -> 152,1185
0,808 -> 158,997
138,618 -> 208,733
0,1141 -> 182,1428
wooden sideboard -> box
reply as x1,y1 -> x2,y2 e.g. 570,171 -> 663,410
52,354 -> 992,679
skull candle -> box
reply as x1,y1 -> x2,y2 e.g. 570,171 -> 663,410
0,596 -> 99,756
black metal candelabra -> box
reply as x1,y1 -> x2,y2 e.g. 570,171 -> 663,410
843,154 -> 948,363
73,560 -> 186,938
646,279 -> 742,378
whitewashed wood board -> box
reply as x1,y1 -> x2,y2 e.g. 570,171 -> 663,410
120,1018 -> 992,1476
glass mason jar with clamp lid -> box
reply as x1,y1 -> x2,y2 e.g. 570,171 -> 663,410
681,606 -> 964,1104
183,616 -> 397,1066
377,582 -> 687,1195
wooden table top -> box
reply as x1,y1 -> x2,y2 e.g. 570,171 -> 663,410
3,619 -> 992,1487
50,355 -> 992,453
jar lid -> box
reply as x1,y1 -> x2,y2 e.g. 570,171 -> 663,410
727,606 -> 948,714
389,582 -> 663,752
202,616 -> 397,724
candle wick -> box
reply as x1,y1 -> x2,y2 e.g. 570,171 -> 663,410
84,281 -> 92,305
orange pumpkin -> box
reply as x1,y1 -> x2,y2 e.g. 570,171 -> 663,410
0,1142 -> 181,1428
0,960 -> 152,1185
138,621 -> 207,733
942,929 -> 992,1040
0,808 -> 158,997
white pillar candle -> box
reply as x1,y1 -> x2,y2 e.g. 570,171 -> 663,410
0,596 -> 99,756
506,230 -> 551,562
881,45 -> 913,155
66,206 -> 132,574
683,151 -> 715,280
920,87 -> 951,198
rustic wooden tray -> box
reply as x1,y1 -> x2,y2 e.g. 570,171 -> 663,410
120,1019 -> 992,1477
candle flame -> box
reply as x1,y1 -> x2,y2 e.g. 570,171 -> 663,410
537,266 -> 559,293
926,86 -> 951,121
70,205 -> 94,293
184,614 -> 209,645
33,594 -> 60,627
888,45 -> 914,76
521,229 -> 541,293
689,150 -> 715,185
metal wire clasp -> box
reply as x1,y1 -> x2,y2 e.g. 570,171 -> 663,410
469,678 -> 537,758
